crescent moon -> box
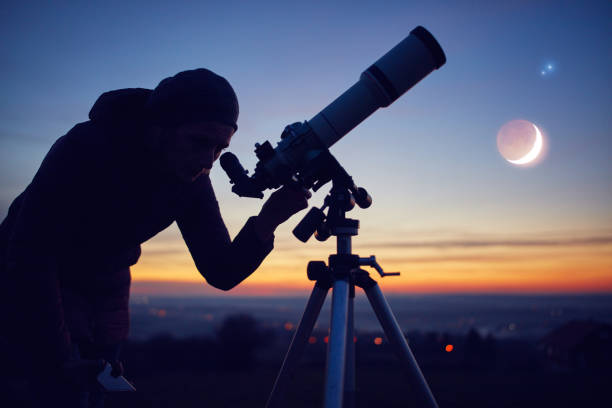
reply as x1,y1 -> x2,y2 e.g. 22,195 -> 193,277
507,124 -> 543,164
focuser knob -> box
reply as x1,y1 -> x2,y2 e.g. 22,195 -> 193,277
315,223 -> 331,241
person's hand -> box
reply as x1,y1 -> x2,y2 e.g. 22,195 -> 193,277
110,360 -> 124,378
60,358 -> 106,391
255,185 -> 310,241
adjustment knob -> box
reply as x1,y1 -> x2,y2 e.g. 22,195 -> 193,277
307,261 -> 328,281
315,223 -> 331,241
354,187 -> 372,208
293,207 -> 325,242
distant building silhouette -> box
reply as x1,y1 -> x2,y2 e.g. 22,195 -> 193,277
539,320 -> 612,371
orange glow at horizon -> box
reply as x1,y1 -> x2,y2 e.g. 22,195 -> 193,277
130,224 -> 612,296
131,246 -> 612,296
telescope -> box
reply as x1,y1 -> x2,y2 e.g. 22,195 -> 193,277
222,27 -> 447,408
221,26 -> 446,198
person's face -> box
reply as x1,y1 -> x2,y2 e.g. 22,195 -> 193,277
162,121 -> 234,183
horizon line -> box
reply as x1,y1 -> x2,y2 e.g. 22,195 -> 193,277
130,279 -> 612,297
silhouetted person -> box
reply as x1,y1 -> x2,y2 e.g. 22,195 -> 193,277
0,68 -> 308,407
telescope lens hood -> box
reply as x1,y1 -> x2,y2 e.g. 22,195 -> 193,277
410,26 -> 446,69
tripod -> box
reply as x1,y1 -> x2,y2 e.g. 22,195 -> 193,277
266,174 -> 439,408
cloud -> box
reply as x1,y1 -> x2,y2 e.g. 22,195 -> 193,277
130,279 -> 310,296
140,232 -> 612,261
383,254 -> 518,264
361,235 -> 612,250
141,246 -> 189,257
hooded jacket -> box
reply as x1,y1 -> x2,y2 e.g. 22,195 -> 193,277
0,89 -> 273,371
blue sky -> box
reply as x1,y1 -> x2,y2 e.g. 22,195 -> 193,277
1,1 -> 610,293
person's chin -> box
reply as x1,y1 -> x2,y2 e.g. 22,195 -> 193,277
190,168 -> 210,182
172,167 -> 196,184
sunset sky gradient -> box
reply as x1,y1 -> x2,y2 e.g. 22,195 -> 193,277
1,1 -> 610,295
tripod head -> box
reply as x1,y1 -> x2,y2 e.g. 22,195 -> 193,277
290,149 -> 400,280
292,150 -> 371,243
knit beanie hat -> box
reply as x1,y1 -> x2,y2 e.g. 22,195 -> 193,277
145,68 -> 239,130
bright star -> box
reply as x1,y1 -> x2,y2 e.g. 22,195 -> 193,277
540,62 -> 556,78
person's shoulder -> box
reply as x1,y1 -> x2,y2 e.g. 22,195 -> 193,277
55,119 -> 133,164
35,121 -> 116,181
62,120 -> 108,149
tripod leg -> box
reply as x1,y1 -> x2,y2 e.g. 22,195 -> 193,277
343,285 -> 356,408
324,278 -> 350,408
266,283 -> 330,408
363,283 -> 439,408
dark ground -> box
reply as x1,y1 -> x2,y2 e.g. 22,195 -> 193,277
102,366 -> 610,408
3,313 -> 610,407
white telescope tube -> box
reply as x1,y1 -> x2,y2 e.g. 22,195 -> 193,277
223,26 -> 446,195
308,26 -> 446,148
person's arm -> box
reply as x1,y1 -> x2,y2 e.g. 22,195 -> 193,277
176,175 -> 307,291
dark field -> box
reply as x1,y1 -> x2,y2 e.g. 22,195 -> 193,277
102,366 -> 610,408
2,294 -> 611,407
107,330 -> 611,407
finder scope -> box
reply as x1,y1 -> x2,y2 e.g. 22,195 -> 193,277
221,26 -> 446,197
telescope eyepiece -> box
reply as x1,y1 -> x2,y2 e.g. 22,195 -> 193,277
220,152 -> 263,198
219,152 -> 246,183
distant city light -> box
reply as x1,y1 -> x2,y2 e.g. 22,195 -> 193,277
445,344 -> 454,352
148,308 -> 167,318
374,337 -> 383,345
283,322 -> 294,331
324,336 -> 329,344
308,336 -> 317,344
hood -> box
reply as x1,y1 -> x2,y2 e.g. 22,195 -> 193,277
88,88 -> 152,124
